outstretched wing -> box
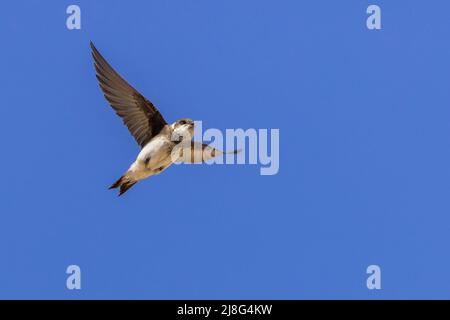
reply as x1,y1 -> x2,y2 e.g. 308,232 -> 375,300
90,42 -> 167,148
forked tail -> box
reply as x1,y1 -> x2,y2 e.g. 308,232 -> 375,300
109,174 -> 137,196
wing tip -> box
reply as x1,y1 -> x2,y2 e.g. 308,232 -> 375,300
90,41 -> 101,61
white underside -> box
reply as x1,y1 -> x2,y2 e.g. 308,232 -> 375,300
127,136 -> 175,181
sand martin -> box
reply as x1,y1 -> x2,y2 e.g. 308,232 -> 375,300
90,42 -> 237,196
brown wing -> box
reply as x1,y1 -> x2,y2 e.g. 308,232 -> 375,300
90,42 -> 167,148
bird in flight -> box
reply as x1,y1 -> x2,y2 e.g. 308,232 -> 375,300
90,42 -> 237,196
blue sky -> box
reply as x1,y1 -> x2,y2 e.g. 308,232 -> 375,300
1,0 -> 450,299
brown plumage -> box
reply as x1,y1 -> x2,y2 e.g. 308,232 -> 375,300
90,41 -> 167,148
90,42 -> 239,196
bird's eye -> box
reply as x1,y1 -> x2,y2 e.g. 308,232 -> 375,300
179,120 -> 186,125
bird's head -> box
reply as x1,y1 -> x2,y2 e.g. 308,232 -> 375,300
171,118 -> 195,143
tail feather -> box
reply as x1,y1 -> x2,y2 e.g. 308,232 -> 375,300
109,174 -> 137,196
118,181 -> 137,196
109,176 -> 124,189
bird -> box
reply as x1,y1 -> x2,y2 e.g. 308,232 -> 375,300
90,42 -> 238,196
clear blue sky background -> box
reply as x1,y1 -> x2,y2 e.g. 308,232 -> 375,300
1,0 -> 450,299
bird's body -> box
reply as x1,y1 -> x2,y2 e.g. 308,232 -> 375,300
112,123 -> 193,195
135,129 -> 174,176
90,41 -> 236,196
127,130 -> 174,179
